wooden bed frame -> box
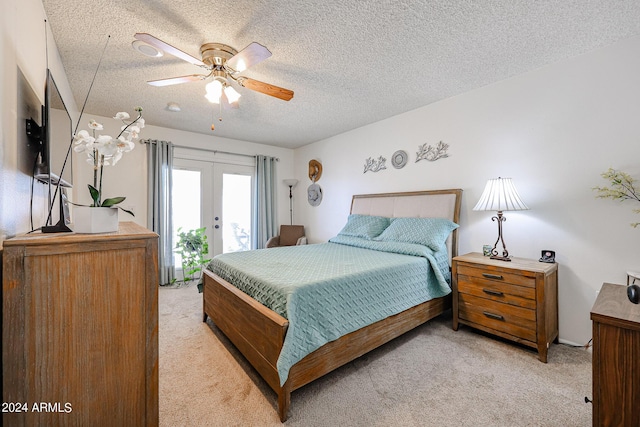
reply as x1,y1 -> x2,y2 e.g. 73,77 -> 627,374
203,189 -> 462,421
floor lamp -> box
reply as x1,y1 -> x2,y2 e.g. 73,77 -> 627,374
283,179 -> 298,225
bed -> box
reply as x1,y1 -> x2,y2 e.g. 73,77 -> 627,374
202,189 -> 462,421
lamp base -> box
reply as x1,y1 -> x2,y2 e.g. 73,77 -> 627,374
488,211 -> 514,262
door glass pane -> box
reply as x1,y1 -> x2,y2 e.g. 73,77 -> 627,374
222,173 -> 251,253
172,168 -> 201,265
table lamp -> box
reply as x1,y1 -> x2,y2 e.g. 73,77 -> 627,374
473,177 -> 529,261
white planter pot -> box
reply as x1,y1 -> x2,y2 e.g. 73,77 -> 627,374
73,206 -> 119,234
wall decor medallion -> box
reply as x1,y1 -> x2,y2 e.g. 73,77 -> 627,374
416,141 -> 449,162
391,150 -> 408,169
307,183 -> 323,206
363,156 -> 387,173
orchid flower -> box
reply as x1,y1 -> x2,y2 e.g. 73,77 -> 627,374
113,112 -> 130,120
74,107 -> 143,212
88,119 -> 103,130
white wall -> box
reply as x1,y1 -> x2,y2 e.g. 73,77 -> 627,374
71,116 -> 294,229
293,35 -> 640,347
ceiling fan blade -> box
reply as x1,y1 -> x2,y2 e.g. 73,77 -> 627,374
147,74 -> 206,87
225,42 -> 272,74
237,77 -> 294,101
134,33 -> 205,67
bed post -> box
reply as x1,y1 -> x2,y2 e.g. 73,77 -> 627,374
277,382 -> 291,422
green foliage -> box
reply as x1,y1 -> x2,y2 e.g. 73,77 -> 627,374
88,184 -> 101,206
102,196 -> 126,207
86,185 -> 133,216
593,168 -> 640,228
172,227 -> 211,289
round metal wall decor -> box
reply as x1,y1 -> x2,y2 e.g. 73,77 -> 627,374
307,183 -> 323,206
391,150 -> 408,169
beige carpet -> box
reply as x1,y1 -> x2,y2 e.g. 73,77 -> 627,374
159,285 -> 592,426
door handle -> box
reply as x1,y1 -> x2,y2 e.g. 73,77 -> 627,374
214,225 -> 220,229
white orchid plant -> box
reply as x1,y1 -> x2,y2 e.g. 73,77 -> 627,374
73,107 -> 144,215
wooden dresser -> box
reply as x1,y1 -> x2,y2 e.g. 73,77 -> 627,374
2,222 -> 159,426
591,282 -> 640,427
452,252 -> 558,362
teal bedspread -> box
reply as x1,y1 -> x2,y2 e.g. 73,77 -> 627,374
208,236 -> 452,385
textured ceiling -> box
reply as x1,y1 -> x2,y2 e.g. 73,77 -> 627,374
42,0 -> 640,149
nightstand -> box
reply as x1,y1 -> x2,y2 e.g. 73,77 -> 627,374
452,252 -> 558,362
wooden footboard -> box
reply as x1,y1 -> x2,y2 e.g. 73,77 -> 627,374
203,270 -> 288,396
203,269 -> 451,422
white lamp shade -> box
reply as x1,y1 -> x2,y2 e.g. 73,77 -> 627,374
473,177 -> 529,212
283,179 -> 298,188
205,80 -> 223,104
224,85 -> 241,104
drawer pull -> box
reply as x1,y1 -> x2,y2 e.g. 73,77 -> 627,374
482,273 -> 504,280
483,288 -> 504,297
483,311 -> 504,321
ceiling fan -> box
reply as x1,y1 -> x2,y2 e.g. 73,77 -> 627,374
133,33 -> 294,109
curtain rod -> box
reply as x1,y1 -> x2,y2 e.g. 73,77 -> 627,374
140,139 -> 279,161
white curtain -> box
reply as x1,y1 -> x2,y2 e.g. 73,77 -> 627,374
146,139 -> 175,286
252,155 -> 278,249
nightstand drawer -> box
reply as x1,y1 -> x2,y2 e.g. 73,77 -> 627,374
457,264 -> 536,288
457,275 -> 536,309
458,293 -> 537,342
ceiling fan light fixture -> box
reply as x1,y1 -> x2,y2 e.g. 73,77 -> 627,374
131,40 -> 163,58
204,93 -> 219,104
205,80 -> 223,104
224,85 -> 241,104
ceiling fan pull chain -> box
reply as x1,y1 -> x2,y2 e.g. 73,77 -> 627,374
212,102 -> 223,131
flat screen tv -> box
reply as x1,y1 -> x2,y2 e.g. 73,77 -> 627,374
36,69 -> 73,189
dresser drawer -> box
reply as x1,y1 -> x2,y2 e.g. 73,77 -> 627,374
458,293 -> 537,342
457,264 -> 536,288
457,275 -> 536,309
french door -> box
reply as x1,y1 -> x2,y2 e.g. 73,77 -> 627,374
211,163 -> 253,255
172,157 -> 254,261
